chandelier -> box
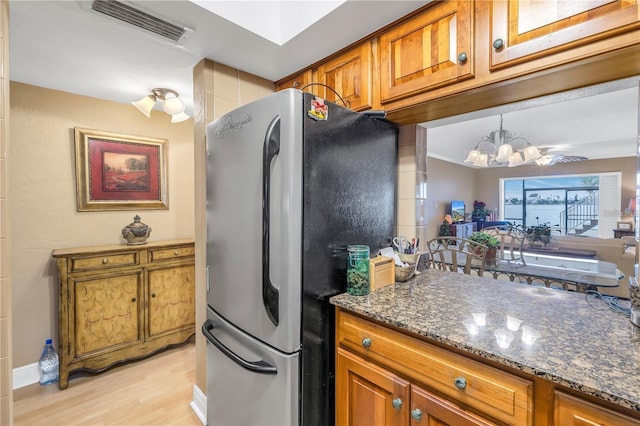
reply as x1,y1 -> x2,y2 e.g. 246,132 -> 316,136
464,115 -> 541,167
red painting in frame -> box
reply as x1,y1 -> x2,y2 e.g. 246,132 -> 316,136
74,128 -> 168,211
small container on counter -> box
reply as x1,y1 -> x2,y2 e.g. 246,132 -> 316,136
347,245 -> 370,295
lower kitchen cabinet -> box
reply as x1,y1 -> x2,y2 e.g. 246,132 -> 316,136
52,239 -> 195,389
337,347 -> 410,426
336,308 -> 640,426
555,391 -> 640,426
337,347 -> 495,426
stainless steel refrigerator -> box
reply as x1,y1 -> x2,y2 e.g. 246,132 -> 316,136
202,89 -> 397,426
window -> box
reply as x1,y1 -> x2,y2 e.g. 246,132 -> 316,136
501,172 -> 621,238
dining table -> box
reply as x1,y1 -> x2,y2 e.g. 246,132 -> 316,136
443,249 -> 624,293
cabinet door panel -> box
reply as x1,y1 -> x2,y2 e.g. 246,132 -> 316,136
73,272 -> 142,356
555,391 -> 640,426
275,69 -> 313,92
316,43 -> 372,111
337,348 -> 410,426
380,1 -> 473,103
490,0 -> 640,70
147,264 -> 195,338
411,385 -> 496,426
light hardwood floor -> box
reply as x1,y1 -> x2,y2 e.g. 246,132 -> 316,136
13,342 -> 201,426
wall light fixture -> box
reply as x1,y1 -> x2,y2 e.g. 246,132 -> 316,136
132,88 -> 190,123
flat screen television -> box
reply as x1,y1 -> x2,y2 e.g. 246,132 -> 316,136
451,200 -> 465,223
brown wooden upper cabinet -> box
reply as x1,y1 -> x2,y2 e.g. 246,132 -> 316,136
489,0 -> 640,70
379,0 -> 473,104
315,42 -> 373,111
274,69 -> 314,93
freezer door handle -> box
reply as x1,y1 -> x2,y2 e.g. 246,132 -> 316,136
202,320 -> 277,375
262,115 -> 281,326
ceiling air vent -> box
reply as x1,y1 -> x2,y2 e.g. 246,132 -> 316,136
91,0 -> 190,42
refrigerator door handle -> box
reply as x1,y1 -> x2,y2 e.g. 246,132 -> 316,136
202,320 -> 277,375
262,115 -> 281,326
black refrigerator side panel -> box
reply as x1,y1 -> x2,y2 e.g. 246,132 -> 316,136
300,93 -> 398,426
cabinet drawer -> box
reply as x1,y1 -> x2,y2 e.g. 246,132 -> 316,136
337,310 -> 533,426
149,245 -> 195,262
70,252 -> 139,272
555,391 -> 640,426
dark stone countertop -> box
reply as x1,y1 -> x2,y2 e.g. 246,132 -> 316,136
330,269 -> 640,412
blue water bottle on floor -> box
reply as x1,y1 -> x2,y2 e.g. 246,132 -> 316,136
38,338 -> 59,385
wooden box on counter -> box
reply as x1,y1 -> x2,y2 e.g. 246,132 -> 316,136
51,239 -> 195,389
369,256 -> 395,291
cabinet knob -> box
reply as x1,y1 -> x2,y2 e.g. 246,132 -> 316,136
151,293 -> 156,298
392,398 -> 403,410
493,38 -> 504,50
457,52 -> 468,63
362,337 -> 372,348
131,297 -> 137,303
174,250 -> 179,256
102,258 -> 109,264
454,376 -> 467,390
411,408 -> 423,421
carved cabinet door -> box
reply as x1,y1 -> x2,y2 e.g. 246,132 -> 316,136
146,263 -> 196,338
72,271 -> 143,357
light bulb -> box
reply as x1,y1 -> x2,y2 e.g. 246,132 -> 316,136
131,95 -> 156,118
465,149 -> 480,164
163,96 -> 185,115
171,112 -> 190,123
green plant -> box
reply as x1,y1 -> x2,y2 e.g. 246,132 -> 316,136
439,220 -> 453,237
468,231 -> 500,248
521,218 -> 553,246
472,200 -> 490,218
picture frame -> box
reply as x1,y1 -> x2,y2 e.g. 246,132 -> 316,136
74,128 -> 168,211
617,221 -> 633,230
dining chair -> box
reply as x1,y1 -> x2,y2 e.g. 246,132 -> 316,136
480,224 -> 527,267
426,237 -> 488,276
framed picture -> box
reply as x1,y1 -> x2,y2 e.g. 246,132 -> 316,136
617,221 -> 633,230
74,128 -> 168,211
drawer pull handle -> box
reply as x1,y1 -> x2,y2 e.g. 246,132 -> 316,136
174,250 -> 179,256
454,376 -> 467,390
392,398 -> 403,410
362,337 -> 371,348
131,297 -> 137,303
457,52 -> 468,63
493,38 -> 504,50
411,408 -> 422,421
102,258 -> 109,264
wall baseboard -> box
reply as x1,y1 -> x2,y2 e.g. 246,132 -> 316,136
190,384 -> 207,425
13,362 -> 39,389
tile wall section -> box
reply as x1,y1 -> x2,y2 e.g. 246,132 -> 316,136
0,1 -> 10,423
397,125 -> 428,254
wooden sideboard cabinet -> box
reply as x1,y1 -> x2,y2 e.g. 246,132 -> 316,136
52,239 -> 195,389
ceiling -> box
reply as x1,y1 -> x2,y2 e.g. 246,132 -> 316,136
9,0 -> 429,117
8,1 -> 639,163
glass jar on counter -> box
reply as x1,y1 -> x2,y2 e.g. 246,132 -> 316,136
347,245 -> 370,296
